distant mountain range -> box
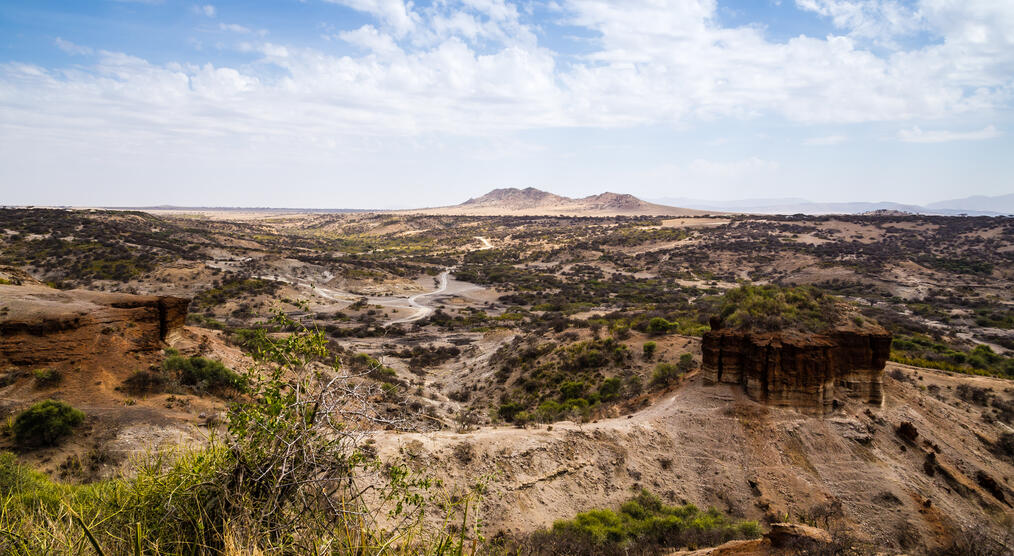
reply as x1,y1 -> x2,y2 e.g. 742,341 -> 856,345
88,189 -> 1013,217
646,194 -> 1014,216
407,187 -> 709,216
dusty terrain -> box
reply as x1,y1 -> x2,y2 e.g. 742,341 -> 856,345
1,202 -> 1012,552
374,363 -> 1014,552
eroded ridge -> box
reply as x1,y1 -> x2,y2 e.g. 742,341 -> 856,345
702,325 -> 892,415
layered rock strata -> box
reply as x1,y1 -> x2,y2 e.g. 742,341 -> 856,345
0,284 -> 189,366
702,326 -> 891,415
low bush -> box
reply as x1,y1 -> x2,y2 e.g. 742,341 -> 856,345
677,353 -> 697,373
504,490 -> 761,554
163,355 -> 246,393
642,341 -> 657,358
31,368 -> 62,388
651,363 -> 681,387
12,400 -> 85,448
121,369 -> 168,395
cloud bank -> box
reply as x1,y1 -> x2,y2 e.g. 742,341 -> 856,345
2,0 -> 1011,144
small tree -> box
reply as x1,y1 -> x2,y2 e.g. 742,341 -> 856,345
642,341 -> 657,359
647,317 -> 672,336
677,353 -> 697,373
651,363 -> 680,388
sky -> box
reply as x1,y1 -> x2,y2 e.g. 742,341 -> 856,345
0,0 -> 1012,209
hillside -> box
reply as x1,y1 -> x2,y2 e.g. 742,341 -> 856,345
376,363 -> 1014,551
406,187 -> 713,216
1,208 -> 1012,553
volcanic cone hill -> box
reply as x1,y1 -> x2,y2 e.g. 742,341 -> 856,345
405,187 -> 713,216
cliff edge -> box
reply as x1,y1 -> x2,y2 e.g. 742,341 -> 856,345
702,325 -> 892,415
0,284 -> 189,366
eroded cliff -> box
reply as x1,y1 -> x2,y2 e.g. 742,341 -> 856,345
701,326 -> 892,414
0,284 -> 189,366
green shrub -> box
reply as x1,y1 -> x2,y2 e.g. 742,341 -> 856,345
642,341 -> 657,358
499,401 -> 525,422
31,368 -> 62,388
598,377 -> 622,402
12,400 -> 85,447
523,490 -> 761,554
677,353 -> 696,373
121,369 -> 168,395
163,355 -> 246,392
709,284 -> 842,333
651,363 -> 681,387
350,352 -> 401,384
559,381 -> 587,401
647,317 -> 673,336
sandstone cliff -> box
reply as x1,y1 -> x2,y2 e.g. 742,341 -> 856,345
701,326 -> 892,414
0,284 -> 189,366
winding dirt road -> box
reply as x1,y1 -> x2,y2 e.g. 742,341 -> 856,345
387,269 -> 450,325
205,235 -> 494,326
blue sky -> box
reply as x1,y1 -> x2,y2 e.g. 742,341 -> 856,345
1,0 -> 1011,208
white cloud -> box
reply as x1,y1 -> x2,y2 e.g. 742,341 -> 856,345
54,37 -> 93,56
339,25 -> 402,55
795,0 -> 923,43
219,23 -> 252,34
897,125 -> 1001,143
325,0 -> 418,37
804,134 -> 848,145
199,4 -> 216,17
3,0 -> 1014,150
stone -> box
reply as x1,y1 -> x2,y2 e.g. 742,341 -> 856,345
701,325 -> 891,415
765,522 -> 832,548
0,283 -> 189,366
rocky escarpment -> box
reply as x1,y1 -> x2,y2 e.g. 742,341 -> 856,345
0,284 -> 189,366
702,326 -> 892,415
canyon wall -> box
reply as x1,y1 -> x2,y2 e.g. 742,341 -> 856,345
701,326 -> 892,415
0,284 -> 189,366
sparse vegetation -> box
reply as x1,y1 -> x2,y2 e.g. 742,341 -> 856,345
163,355 -> 246,393
891,335 -> 1014,377
1,207 -> 1013,554
708,284 -> 843,333
502,490 -> 761,555
31,368 -> 62,388
0,312 -> 482,555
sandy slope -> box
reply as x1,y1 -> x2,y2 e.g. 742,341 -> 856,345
372,364 -> 1014,551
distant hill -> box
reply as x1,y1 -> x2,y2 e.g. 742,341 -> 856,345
648,194 -> 1014,216
407,187 -> 711,216
925,193 -> 1014,215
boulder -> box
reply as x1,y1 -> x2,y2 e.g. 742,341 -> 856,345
766,522 -> 832,548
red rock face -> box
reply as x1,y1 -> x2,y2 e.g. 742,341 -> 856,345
701,327 -> 892,415
0,285 -> 190,366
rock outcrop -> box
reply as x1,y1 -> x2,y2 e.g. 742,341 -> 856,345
0,284 -> 189,366
702,326 -> 891,414
675,523 -> 832,555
